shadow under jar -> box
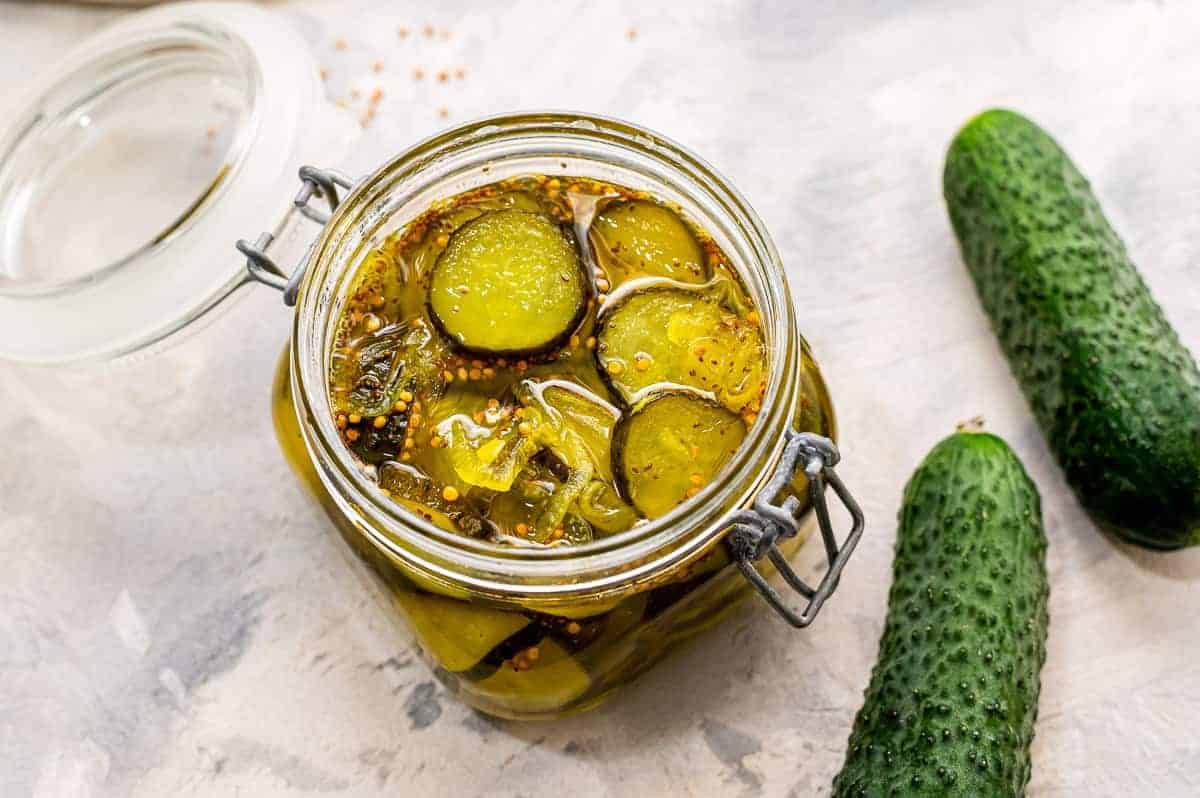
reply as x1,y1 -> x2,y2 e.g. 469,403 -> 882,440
262,113 -> 859,720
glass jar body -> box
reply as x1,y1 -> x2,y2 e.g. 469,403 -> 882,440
273,339 -> 834,719
277,113 -> 839,719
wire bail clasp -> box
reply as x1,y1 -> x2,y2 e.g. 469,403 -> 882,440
727,431 -> 865,628
236,166 -> 356,306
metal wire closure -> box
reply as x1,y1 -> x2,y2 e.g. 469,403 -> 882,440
726,431 -> 865,628
236,166 -> 355,306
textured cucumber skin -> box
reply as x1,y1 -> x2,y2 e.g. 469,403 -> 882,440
832,432 -> 1048,797
944,109 -> 1200,549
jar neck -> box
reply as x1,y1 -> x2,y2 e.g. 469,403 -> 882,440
291,112 -> 800,600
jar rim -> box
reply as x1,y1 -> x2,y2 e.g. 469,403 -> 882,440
292,111 -> 802,597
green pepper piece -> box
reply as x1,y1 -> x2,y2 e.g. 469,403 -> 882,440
429,210 -> 588,356
576,479 -> 640,534
596,285 -> 766,412
520,380 -> 620,480
441,413 -> 540,492
614,389 -> 747,518
516,380 -> 637,539
334,320 -> 447,417
590,200 -> 707,284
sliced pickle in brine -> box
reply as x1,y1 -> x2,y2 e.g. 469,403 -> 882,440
590,200 -> 707,284
441,413 -> 540,493
395,591 -> 532,672
515,380 -> 639,540
614,389 -> 748,519
520,380 -> 620,482
429,210 -> 588,356
596,285 -> 766,412
472,639 -> 592,714
576,479 -> 639,534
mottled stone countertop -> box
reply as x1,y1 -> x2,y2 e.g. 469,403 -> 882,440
3,1 -> 1199,796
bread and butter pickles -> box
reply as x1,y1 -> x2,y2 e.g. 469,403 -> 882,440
328,175 -> 770,546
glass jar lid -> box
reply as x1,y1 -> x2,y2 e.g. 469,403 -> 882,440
0,2 -> 355,363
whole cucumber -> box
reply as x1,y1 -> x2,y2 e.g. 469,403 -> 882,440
944,109 -> 1200,549
832,430 -> 1049,797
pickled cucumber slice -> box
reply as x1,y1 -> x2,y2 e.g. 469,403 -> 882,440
472,639 -> 593,715
429,210 -> 587,356
395,591 -> 532,672
596,286 -> 766,411
521,380 -> 621,482
614,390 -> 747,518
590,200 -> 707,283
576,479 -> 640,534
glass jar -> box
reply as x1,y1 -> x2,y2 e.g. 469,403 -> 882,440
256,113 -> 863,719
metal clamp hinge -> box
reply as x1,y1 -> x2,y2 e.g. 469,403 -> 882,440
236,166 -> 356,306
727,431 -> 865,628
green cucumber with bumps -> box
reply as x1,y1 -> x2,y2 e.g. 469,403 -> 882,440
943,108 -> 1200,549
832,430 -> 1049,797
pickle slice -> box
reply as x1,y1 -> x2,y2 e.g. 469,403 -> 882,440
521,380 -> 620,482
395,591 -> 532,672
614,389 -> 747,518
429,210 -> 587,356
472,639 -> 593,715
596,286 -> 766,412
590,200 -> 707,284
576,479 -> 640,534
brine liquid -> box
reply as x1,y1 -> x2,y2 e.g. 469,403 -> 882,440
327,175 -> 772,547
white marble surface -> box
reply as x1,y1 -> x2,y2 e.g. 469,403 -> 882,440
3,1 -> 1200,796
